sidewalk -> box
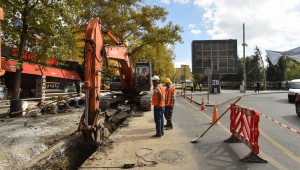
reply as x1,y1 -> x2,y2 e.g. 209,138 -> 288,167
80,109 -> 204,170
80,89 -> 286,169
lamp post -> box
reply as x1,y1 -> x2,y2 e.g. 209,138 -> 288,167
242,23 -> 247,93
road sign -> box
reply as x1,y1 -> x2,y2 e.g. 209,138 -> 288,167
192,39 -> 238,74
204,68 -> 212,76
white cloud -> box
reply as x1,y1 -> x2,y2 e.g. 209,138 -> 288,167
174,0 -> 189,4
160,0 -> 170,4
193,0 -> 300,56
191,29 -> 201,35
188,24 -> 195,29
193,0 -> 213,8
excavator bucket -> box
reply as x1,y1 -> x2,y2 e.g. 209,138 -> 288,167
135,62 -> 152,92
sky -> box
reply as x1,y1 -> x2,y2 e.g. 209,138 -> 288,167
145,0 -> 300,68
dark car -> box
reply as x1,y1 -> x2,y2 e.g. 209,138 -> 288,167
296,93 -> 300,117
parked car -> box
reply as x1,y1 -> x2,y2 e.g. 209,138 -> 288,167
295,94 -> 300,117
173,83 -> 182,89
288,79 -> 300,103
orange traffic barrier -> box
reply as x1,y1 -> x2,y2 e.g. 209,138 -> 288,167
201,98 -> 206,111
211,105 -> 220,124
190,94 -> 194,103
224,104 -> 267,162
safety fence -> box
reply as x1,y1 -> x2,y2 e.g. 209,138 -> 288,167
224,104 -> 267,163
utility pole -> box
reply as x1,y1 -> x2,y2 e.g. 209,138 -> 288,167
242,23 -> 247,93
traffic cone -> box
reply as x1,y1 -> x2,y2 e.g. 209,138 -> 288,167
190,94 -> 194,103
211,105 -> 220,124
201,98 -> 206,111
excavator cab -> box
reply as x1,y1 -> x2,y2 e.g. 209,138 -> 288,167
135,62 -> 152,92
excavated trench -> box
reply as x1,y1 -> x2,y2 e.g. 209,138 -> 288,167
27,104 -> 142,169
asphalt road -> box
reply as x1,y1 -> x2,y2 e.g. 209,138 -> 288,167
173,93 -> 300,169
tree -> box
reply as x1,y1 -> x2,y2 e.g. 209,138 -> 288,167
2,0 -> 183,100
2,0 -> 80,99
286,60 -> 300,80
92,0 -> 183,72
130,43 -> 175,80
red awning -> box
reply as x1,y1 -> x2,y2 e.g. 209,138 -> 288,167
1,58 -> 42,75
61,69 -> 81,81
22,62 -> 42,75
40,67 -> 64,78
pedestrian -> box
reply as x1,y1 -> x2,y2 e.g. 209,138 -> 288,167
151,75 -> 165,137
183,82 -> 186,93
164,78 -> 175,130
199,83 -> 202,92
194,82 -> 197,91
190,82 -> 194,92
255,81 -> 260,92
278,81 -> 282,91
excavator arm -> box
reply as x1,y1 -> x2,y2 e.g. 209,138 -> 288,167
78,18 -> 135,142
78,18 -> 103,142
78,18 -> 151,142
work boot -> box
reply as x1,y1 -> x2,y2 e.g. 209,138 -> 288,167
166,123 -> 173,130
164,120 -> 170,128
151,134 -> 162,138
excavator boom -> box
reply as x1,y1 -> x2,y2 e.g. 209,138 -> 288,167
78,18 -> 152,143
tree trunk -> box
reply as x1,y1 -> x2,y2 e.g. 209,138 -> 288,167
12,0 -> 29,99
12,69 -> 22,99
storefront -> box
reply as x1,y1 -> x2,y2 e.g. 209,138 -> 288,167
1,58 -> 81,99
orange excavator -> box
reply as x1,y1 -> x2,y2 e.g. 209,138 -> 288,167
78,18 -> 152,142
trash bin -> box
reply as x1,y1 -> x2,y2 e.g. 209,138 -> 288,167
214,88 -> 218,94
9,99 -> 23,117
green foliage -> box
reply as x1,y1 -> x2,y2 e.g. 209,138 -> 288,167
246,47 -> 264,82
130,44 -> 175,80
2,0 -> 80,62
1,0 -> 183,99
286,60 -> 300,80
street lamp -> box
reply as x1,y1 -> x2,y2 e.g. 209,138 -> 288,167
242,23 -> 247,93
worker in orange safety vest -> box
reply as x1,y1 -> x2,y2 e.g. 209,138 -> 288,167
164,78 -> 175,130
151,75 -> 165,138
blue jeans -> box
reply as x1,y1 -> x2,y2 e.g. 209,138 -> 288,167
154,106 -> 165,135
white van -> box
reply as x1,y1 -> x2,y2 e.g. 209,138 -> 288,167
288,79 -> 300,103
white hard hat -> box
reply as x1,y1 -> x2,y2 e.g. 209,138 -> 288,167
152,75 -> 160,81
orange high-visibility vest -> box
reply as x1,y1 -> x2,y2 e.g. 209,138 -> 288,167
166,86 -> 175,106
152,84 -> 165,106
